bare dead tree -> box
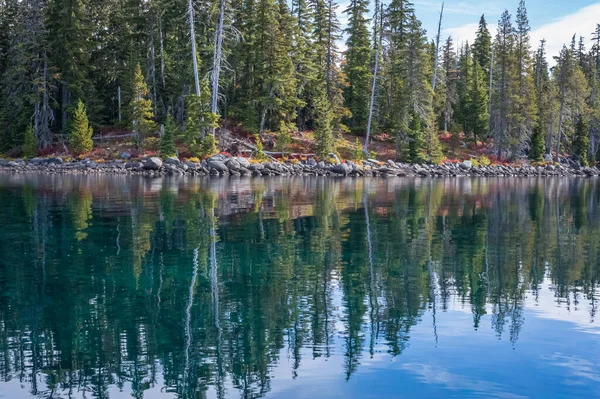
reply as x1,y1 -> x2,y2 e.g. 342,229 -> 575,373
365,3 -> 384,155
187,0 -> 201,96
431,2 -> 444,91
210,0 -> 227,136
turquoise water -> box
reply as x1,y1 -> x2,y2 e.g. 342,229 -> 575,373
1,174 -> 600,399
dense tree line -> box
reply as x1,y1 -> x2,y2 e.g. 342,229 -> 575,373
1,0 -> 600,162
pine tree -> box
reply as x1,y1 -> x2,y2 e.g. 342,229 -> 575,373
467,60 -> 489,144
276,121 -> 292,152
343,0 -> 371,133
252,134 -> 268,160
352,137 -> 364,160
291,0 -> 316,130
473,15 -> 492,76
1,0 -> 54,151
185,91 -> 219,156
160,112 -> 177,157
529,122 -> 544,162
440,36 -> 457,132
407,112 -> 424,163
321,0 -> 350,135
46,0 -> 92,132
130,64 -> 155,151
490,10 -> 517,159
69,99 -> 93,154
399,13 -> 432,159
573,117 -> 590,165
533,40 -> 554,158
313,86 -> 334,157
22,124 -> 37,158
456,42 -> 472,136
512,0 -> 536,158
380,0 -> 414,133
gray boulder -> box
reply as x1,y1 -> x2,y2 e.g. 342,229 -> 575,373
307,158 -> 317,167
143,157 -> 163,170
208,154 -> 230,163
164,156 -> 180,166
266,162 -> 283,172
126,161 -> 144,169
184,161 -> 201,170
166,165 -> 184,175
120,151 -> 132,160
248,163 -> 264,171
226,158 -> 242,171
331,163 -> 351,175
543,153 -> 553,162
235,157 -> 251,168
208,160 -> 229,174
327,153 -> 341,164
30,157 -> 46,164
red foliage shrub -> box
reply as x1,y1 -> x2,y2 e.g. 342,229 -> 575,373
373,132 -> 393,142
38,145 -> 59,157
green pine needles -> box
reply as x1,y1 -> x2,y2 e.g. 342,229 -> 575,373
352,138 -> 364,161
131,64 -> 155,152
200,134 -> 218,157
276,121 -> 292,153
160,113 -> 178,157
253,135 -> 268,161
573,117 -> 590,166
408,113 -> 425,164
314,88 -> 334,158
185,92 -> 219,157
529,123 -> 545,162
23,124 -> 37,158
70,100 -> 93,154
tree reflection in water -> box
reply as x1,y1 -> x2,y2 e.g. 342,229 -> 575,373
0,175 -> 599,398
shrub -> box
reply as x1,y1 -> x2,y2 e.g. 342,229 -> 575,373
23,124 -> 37,159
352,138 -> 364,161
252,135 -> 268,161
160,113 -> 178,157
70,100 -> 94,155
276,121 -> 292,152
199,134 -> 218,158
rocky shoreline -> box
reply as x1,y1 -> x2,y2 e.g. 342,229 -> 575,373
1,154 -> 598,178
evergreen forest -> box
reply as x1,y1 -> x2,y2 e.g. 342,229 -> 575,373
1,0 -> 600,163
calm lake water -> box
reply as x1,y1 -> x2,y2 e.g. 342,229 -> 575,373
1,174 -> 600,399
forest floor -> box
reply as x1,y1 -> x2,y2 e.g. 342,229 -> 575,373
82,123 -> 500,165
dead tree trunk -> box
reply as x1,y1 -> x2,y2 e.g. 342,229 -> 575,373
431,2 -> 444,91
211,0 -> 226,136
188,0 -> 201,96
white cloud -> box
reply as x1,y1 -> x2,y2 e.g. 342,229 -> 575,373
530,3 -> 600,62
444,22 -> 480,47
443,3 -> 600,62
415,0 -> 501,17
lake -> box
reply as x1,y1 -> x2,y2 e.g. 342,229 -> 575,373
0,174 -> 599,399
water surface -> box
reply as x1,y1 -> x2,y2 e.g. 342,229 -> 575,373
1,174 -> 599,399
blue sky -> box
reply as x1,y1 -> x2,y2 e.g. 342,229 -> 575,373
431,0 -> 600,59
339,0 -> 600,61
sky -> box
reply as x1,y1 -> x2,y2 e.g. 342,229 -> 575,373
338,0 -> 600,62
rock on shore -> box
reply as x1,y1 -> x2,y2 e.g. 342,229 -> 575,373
0,156 -> 598,178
